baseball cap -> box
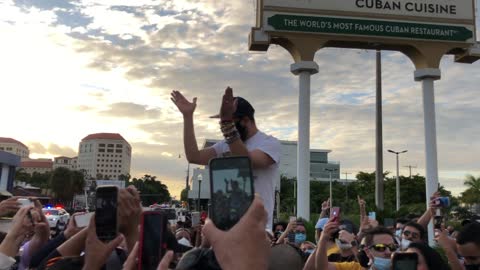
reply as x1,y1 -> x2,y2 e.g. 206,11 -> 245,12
210,97 -> 255,119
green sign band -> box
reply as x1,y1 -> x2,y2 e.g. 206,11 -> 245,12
267,14 -> 473,42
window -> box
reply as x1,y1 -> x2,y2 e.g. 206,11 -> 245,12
107,149 -> 113,153
99,149 -> 105,152
0,147 -> 4,150
99,143 -> 105,147
108,144 -> 114,147
6,147 -> 12,151
116,149 -> 122,153
119,165 -> 122,168
116,144 -> 122,148
120,155 -> 122,158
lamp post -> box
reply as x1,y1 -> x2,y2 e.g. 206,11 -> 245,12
325,168 -> 338,209
197,173 -> 202,211
388,149 -> 407,211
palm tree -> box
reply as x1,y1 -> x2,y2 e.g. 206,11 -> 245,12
464,174 -> 480,192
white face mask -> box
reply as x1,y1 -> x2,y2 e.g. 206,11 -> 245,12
178,237 -> 192,247
400,238 -> 411,250
335,238 -> 353,250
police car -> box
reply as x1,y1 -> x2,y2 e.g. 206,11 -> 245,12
42,207 -> 70,229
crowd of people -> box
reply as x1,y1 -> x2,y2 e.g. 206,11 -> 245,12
0,189 -> 479,270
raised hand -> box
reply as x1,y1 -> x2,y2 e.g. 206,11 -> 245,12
321,198 -> 330,211
219,87 -> 237,121
171,90 -> 197,116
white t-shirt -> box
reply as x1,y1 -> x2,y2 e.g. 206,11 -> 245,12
212,131 -> 280,230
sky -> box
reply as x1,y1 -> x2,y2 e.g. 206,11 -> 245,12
1,0 -> 480,199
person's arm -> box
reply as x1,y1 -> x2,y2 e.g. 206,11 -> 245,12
276,220 -> 295,245
320,198 -> 330,219
57,228 -> 88,256
0,207 -> 33,258
171,90 -> 217,165
436,229 -> 464,270
118,186 -> 142,253
22,204 -> 50,268
29,232 -> 67,268
315,220 -> 338,270
303,248 -> 316,270
417,192 -> 440,229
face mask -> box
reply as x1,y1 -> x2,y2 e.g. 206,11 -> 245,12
235,121 -> 248,141
178,237 -> 192,247
295,233 -> 307,244
335,238 -> 353,250
465,264 -> 480,270
305,248 -> 315,255
372,256 -> 391,270
395,229 -> 402,238
400,238 -> 411,250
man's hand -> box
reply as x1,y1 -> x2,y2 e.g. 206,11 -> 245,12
118,186 -> 142,252
83,214 -> 124,270
0,206 -> 35,257
203,194 -> 270,270
219,87 -> 237,121
320,219 -> 339,243
321,198 -> 330,211
0,197 -> 20,217
123,242 -> 138,270
435,229 -> 456,251
285,219 -> 296,233
171,90 -> 197,116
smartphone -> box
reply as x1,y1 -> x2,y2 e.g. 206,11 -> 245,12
368,211 -> 376,220
392,252 -> 418,270
74,212 -> 94,228
95,186 -> 118,242
434,216 -> 443,230
434,197 -> 450,208
191,212 -> 200,226
209,156 -> 254,230
17,198 -> 34,208
138,211 -> 168,270
330,207 -> 341,222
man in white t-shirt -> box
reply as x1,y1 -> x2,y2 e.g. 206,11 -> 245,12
171,87 -> 280,230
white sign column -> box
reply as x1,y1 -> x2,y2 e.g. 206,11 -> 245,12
291,61 -> 319,221
415,68 -> 441,246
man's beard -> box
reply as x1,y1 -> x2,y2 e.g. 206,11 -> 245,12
235,121 -> 248,141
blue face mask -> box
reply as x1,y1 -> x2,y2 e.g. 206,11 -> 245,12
395,229 -> 402,238
373,256 -> 391,270
305,248 -> 315,255
295,233 -> 307,244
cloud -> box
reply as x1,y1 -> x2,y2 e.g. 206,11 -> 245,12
27,142 -> 76,157
98,102 -> 162,119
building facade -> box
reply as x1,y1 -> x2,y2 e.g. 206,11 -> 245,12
0,137 -> 29,158
20,158 -> 54,174
0,151 -> 21,196
76,133 -> 132,180
53,156 -> 78,170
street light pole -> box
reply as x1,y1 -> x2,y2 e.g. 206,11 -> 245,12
197,174 -> 203,211
325,168 -> 338,209
344,172 -> 351,203
388,149 -> 407,211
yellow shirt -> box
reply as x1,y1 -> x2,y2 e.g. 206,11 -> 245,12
327,245 -> 341,256
334,261 -> 363,270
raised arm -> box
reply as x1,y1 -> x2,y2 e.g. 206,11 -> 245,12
315,219 -> 338,270
171,90 -> 216,165
417,192 -> 440,229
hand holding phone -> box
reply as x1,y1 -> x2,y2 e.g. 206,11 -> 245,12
209,157 -> 254,231
330,207 -> 341,222
138,212 -> 168,270
95,186 -> 119,242
433,197 -> 450,208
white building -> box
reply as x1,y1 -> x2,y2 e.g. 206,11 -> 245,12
20,158 -> 53,174
76,133 -> 132,180
53,156 -> 78,170
0,137 -> 29,158
188,139 -> 340,201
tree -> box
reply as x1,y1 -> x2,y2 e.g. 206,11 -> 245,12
460,175 -> 480,206
127,175 -> 171,206
464,174 -> 480,192
180,188 -> 189,202
50,167 -> 86,202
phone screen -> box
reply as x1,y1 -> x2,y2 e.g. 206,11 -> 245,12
139,212 -> 167,270
393,253 -> 418,270
209,157 -> 254,230
95,186 -> 118,241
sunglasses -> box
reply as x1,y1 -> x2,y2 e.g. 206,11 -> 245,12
369,243 -> 398,252
403,230 -> 420,239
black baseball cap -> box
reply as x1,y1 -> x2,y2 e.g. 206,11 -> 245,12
210,96 -> 255,119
